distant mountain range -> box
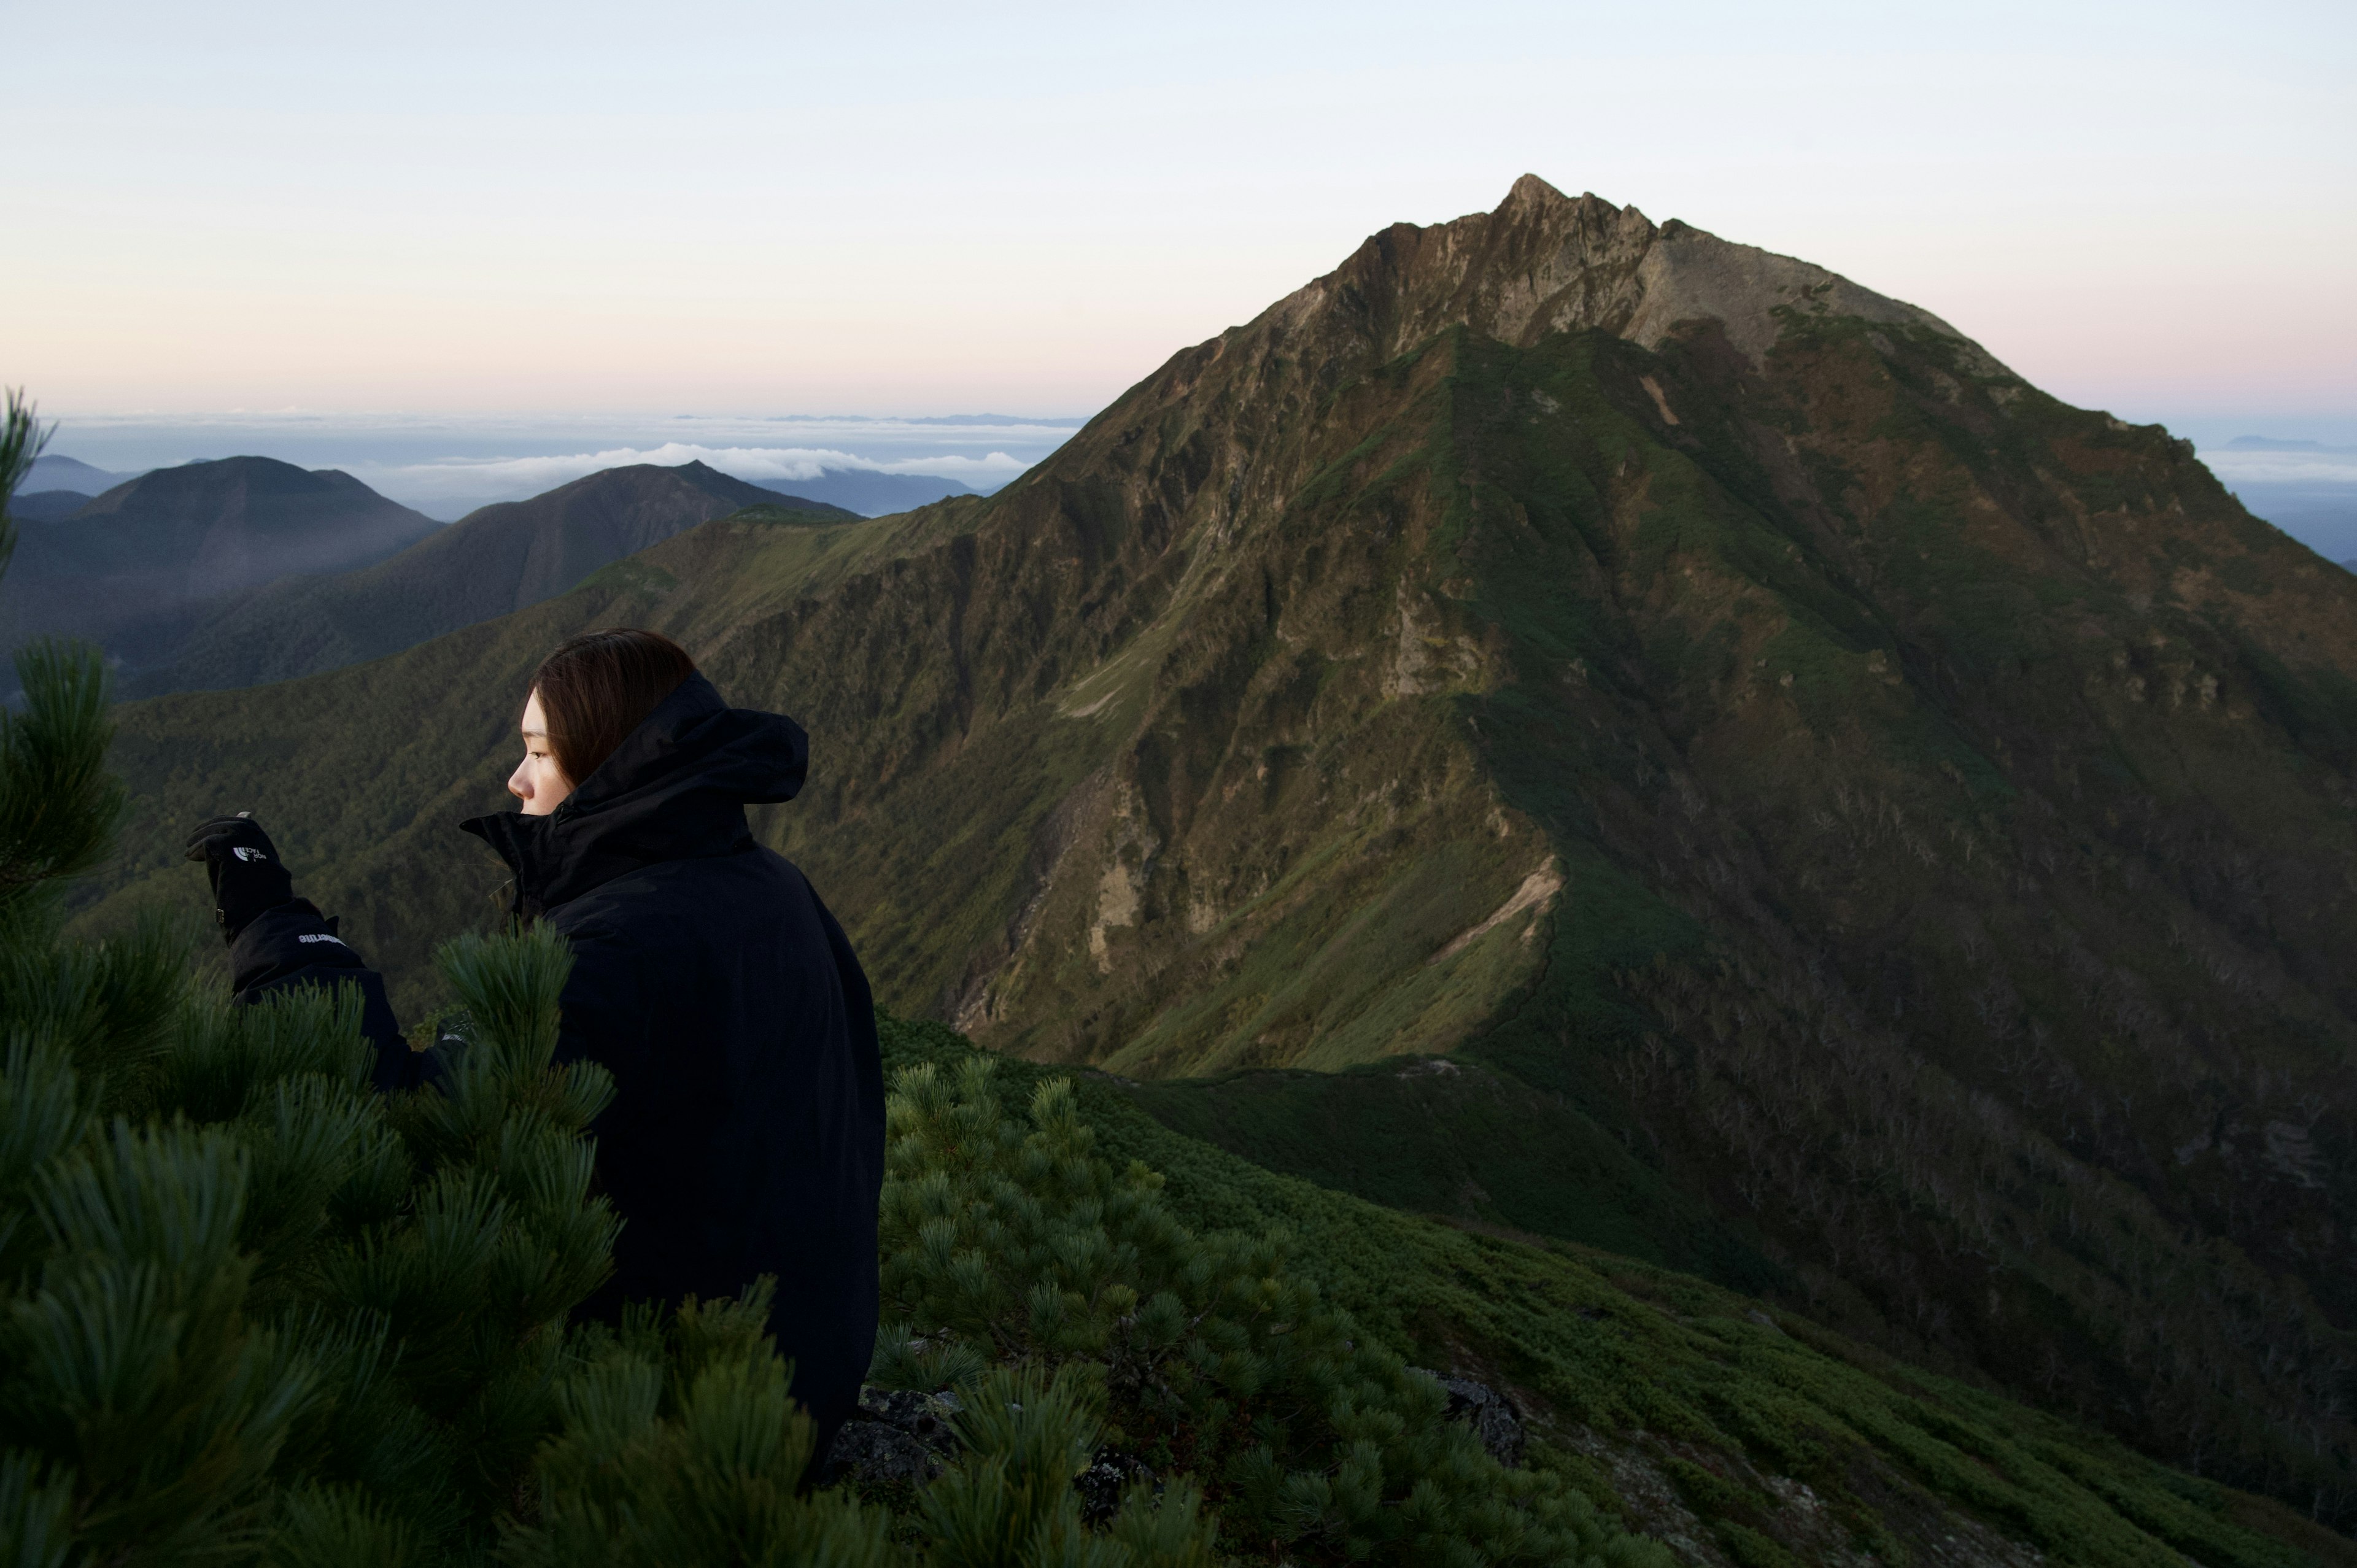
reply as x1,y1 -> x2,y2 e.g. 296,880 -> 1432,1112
0,457 -> 439,689
74,176 -> 2357,1530
118,460 -> 852,697
26,453 -> 139,493
2224,434 -> 2345,452
28,445 -> 985,522
0,455 -> 857,698
14,453 -> 144,520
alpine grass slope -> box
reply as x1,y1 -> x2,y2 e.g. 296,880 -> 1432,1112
75,177 -> 2357,1524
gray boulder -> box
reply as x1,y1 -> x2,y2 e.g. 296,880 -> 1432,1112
1413,1369 -> 1527,1467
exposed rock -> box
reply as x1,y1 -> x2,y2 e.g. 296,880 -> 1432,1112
827,1386 -> 966,1487
1075,1446 -> 1158,1523
1258,173 -> 2005,380
1413,1369 -> 1526,1467
829,1418 -> 940,1486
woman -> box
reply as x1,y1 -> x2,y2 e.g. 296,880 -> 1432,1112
186,628 -> 885,1457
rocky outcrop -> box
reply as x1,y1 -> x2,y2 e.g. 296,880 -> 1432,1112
1412,1369 -> 1527,1467
1256,174 -> 1999,376
827,1387 -> 964,1486
825,1385 -> 1158,1521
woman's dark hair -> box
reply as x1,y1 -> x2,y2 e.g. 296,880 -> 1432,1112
530,628 -> 697,786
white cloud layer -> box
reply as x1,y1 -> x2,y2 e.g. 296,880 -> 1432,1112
348,442 -> 1033,507
2197,448 -> 2357,487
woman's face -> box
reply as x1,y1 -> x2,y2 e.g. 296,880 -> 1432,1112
508,690 -> 575,816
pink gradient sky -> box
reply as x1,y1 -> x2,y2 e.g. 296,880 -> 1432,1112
5,0 -> 2351,436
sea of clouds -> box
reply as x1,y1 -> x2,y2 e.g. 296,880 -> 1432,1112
38,411 -> 1085,517
2192,442 -> 2357,561
2196,447 -> 2357,487
345,441 -> 1034,511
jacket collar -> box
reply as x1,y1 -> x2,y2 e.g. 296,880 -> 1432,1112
461,672 -> 809,915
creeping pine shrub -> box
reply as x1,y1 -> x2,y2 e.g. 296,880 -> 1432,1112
514,1308 -> 1215,1568
0,389 -> 629,1567
2,909 -> 614,1558
500,1283 -> 892,1568
0,840 -> 619,1566
875,1057 -> 1671,1568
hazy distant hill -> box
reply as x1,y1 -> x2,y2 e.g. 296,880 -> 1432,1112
80,177 -> 2357,1523
25,453 -> 139,494
751,469 -> 977,516
125,460 -> 853,696
0,455 -> 438,675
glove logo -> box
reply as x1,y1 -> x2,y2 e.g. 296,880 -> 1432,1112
232,846 -> 269,862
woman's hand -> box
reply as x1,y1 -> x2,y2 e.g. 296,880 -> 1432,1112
183,812 -> 296,941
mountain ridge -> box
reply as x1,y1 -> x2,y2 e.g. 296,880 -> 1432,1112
123,459 -> 853,696
1256,176 -> 2002,375
0,455 -> 439,679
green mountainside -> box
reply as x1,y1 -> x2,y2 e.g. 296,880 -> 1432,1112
882,1016 -> 2354,1568
77,176 -> 2357,1525
124,459 -> 854,697
0,455 -> 439,679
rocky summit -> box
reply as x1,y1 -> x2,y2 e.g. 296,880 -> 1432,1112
83,176 -> 2357,1524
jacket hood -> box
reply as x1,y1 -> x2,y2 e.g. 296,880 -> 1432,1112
462,671 -> 808,915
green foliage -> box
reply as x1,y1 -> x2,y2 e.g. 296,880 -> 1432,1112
920,1365 -> 1218,1568
1117,1054 -> 1775,1292
877,1054 -> 1673,1568
0,387 -> 53,578
880,1013 -> 2356,1568
0,541 -> 622,1559
0,911 -> 617,1561
503,1283 -> 894,1568
0,642 -> 122,910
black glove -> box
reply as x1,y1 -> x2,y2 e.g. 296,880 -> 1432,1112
183,812 -> 296,941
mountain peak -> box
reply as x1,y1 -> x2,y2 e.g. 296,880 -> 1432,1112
1498,170 -> 1577,210
1255,176 -> 2005,377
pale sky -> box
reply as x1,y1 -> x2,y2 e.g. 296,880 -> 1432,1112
6,0 -> 2353,433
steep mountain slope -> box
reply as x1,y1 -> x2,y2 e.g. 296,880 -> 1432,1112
79,177 -> 2357,1521
125,460 -> 853,695
0,455 -> 439,671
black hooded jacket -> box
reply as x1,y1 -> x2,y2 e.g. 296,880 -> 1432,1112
230,673 -> 884,1430
460,673 -> 885,1426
